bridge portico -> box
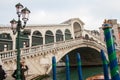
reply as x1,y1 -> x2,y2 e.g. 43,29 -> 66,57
0,18 -> 85,52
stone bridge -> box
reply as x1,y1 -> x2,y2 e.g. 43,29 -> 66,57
0,18 -> 109,79
0,38 -> 107,78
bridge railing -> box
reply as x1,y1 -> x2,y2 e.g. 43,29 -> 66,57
0,38 -> 106,60
21,39 -> 78,54
0,39 -> 72,60
0,50 -> 17,59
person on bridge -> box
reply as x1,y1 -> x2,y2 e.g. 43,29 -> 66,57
0,65 -> 7,80
12,60 -> 28,80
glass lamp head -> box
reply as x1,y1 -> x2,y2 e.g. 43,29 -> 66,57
21,7 -> 30,22
15,3 -> 23,15
10,19 -> 17,30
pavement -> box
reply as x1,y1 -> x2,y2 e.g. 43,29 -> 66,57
4,70 -> 40,80
5,70 -> 15,80
5,71 -> 34,80
5,75 -> 14,80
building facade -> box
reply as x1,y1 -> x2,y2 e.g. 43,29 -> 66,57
99,19 -> 120,47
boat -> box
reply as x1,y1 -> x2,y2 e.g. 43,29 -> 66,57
86,74 -> 105,80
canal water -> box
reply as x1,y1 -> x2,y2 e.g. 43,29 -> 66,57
39,65 -> 120,80
41,66 -> 107,80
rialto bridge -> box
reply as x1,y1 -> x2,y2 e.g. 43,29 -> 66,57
0,18 -> 108,79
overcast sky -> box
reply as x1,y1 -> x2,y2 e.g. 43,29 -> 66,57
0,0 -> 120,30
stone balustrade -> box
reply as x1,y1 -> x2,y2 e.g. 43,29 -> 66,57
0,50 -> 17,59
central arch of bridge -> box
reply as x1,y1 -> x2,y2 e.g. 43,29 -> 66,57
45,40 -> 106,74
60,47 -> 102,66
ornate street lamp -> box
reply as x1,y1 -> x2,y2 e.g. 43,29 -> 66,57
10,3 -> 30,80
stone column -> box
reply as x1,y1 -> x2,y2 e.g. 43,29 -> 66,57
43,36 -> 45,45
29,35 -> 32,47
54,34 -> 56,43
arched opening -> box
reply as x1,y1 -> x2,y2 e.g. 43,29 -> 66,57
53,47 -> 102,80
32,31 -> 43,46
65,29 -> 71,40
85,34 -> 89,40
16,32 -> 29,48
73,22 -> 82,38
45,30 -> 54,44
56,30 -> 63,42
60,47 -> 101,66
0,33 -> 12,51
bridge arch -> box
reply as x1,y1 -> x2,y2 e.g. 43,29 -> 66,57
60,47 -> 101,66
46,40 -> 106,74
56,44 -> 101,62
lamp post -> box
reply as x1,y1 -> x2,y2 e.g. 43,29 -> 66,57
10,3 -> 30,80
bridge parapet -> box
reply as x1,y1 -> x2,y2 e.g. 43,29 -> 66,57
0,50 -> 17,60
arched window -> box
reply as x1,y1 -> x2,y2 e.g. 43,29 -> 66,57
56,30 -> 63,42
16,32 -> 29,48
45,30 -> 54,44
73,22 -> 82,38
0,33 -> 12,51
32,31 -> 43,46
65,29 -> 71,40
85,34 -> 89,40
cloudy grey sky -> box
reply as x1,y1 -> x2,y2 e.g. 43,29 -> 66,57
0,0 -> 120,30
